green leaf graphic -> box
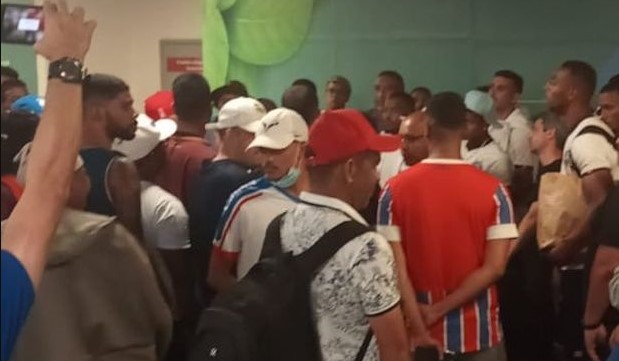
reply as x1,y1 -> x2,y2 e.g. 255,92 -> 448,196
202,0 -> 230,88
224,0 -> 314,65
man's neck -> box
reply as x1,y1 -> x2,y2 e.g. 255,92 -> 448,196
563,103 -> 592,131
81,123 -> 113,149
176,119 -> 206,138
428,138 -> 462,160
287,169 -> 309,196
537,147 -> 562,167
466,135 -> 491,151
495,106 -> 516,121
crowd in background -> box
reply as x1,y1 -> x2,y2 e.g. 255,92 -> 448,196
1,2 -> 619,361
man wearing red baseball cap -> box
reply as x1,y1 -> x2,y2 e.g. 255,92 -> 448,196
276,109 -> 411,361
144,90 -> 174,121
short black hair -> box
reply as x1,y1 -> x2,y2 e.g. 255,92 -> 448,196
212,80 -> 249,106
494,70 -> 524,93
326,76 -> 352,97
378,70 -> 405,90
292,78 -> 318,95
426,92 -> 466,130
601,79 -> 619,94
282,84 -> 319,125
1,66 -> 19,80
475,84 -> 491,93
1,111 -> 39,175
387,91 -> 416,115
258,97 -> 277,112
411,86 -> 432,97
83,74 -> 129,103
536,111 -> 569,150
609,74 -> 619,85
172,73 -> 212,122
1,79 -> 28,103
560,60 -> 597,98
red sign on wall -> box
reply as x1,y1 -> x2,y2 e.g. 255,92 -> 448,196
166,57 -> 203,73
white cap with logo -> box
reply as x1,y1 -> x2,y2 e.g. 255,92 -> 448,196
205,97 -> 266,133
247,108 -> 309,150
112,114 -> 177,161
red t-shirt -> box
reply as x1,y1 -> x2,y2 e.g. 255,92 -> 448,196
156,134 -> 216,207
377,159 -> 518,353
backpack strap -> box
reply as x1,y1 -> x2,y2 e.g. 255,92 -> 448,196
577,125 -> 616,145
571,125 -> 617,176
354,329 -> 373,361
295,220 -> 371,277
260,212 -> 287,259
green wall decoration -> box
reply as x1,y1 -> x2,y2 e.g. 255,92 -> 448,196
203,0 -> 619,113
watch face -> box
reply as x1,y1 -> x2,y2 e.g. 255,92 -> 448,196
49,58 -> 84,83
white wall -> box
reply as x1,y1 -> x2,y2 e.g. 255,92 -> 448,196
36,0 -> 203,109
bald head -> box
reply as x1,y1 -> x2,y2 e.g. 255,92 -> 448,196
399,111 -> 429,166
282,84 -> 319,125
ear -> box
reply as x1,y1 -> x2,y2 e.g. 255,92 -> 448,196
513,92 -> 521,105
343,158 -> 356,184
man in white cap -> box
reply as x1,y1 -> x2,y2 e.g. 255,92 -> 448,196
208,108 -> 309,291
112,115 -> 194,360
463,90 -> 513,185
189,97 -> 266,302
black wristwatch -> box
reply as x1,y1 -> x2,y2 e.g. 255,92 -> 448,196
48,57 -> 85,84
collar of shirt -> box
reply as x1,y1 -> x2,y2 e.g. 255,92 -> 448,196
299,192 -> 368,225
421,158 -> 470,165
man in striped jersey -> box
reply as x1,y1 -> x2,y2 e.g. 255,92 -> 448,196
377,92 -> 518,360
207,108 -> 309,291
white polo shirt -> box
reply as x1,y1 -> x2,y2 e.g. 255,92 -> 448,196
561,116 -> 619,181
280,192 -> 400,361
212,177 -> 299,278
379,150 -> 408,187
464,140 -> 513,185
140,181 -> 191,250
489,107 -> 535,168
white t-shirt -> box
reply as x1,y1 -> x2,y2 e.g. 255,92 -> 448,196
561,116 -> 619,181
379,150 -> 407,187
280,192 -> 400,361
213,177 -> 298,278
464,140 -> 513,185
489,108 -> 535,167
140,181 -> 191,250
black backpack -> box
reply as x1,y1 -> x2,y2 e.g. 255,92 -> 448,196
189,213 -> 373,361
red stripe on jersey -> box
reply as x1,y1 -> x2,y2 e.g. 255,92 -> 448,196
220,192 -> 263,242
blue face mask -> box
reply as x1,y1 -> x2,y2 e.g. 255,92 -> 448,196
271,166 -> 301,189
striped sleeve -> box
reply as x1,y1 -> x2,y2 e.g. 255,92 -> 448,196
486,184 -> 519,240
376,184 -> 401,242
212,178 -> 267,261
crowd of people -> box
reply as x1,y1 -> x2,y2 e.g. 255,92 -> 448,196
1,2 -> 619,361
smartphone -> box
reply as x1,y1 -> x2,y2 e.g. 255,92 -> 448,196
1,4 -> 44,45
414,346 -> 440,361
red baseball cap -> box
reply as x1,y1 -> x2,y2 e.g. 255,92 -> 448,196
144,90 -> 174,120
307,109 -> 400,166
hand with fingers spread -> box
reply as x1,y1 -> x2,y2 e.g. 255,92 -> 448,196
34,0 -> 96,62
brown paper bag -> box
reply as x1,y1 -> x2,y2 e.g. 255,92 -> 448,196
537,172 -> 588,249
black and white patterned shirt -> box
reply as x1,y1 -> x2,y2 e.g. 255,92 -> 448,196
280,192 -> 401,361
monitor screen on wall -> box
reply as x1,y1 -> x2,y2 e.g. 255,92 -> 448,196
1,4 -> 43,45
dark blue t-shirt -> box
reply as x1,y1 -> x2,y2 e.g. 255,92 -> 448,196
189,159 -> 260,253
1,250 -> 34,361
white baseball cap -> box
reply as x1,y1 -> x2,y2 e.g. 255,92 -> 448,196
205,97 -> 266,133
464,90 -> 494,123
15,143 -> 84,186
247,108 -> 309,150
112,114 -> 177,161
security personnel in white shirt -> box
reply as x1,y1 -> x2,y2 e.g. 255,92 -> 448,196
463,90 -> 513,185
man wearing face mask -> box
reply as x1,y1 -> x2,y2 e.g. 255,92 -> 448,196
207,108 -> 309,291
